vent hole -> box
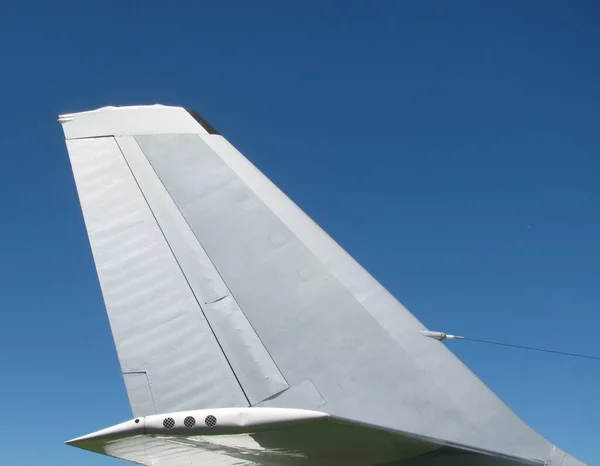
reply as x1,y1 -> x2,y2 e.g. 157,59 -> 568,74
205,415 -> 217,427
163,417 -> 175,429
184,416 -> 196,428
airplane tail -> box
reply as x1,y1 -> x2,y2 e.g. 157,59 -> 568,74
59,105 -> 584,466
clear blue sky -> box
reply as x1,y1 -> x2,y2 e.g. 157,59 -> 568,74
0,2 -> 598,464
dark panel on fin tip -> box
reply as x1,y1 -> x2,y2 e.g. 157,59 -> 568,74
185,109 -> 219,135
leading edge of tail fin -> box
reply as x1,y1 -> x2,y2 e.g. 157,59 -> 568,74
59,105 -> 585,466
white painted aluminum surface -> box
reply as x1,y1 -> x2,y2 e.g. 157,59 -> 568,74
65,136 -> 248,414
60,105 -> 586,466
60,105 -> 208,140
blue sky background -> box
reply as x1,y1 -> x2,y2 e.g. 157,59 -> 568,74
0,2 -> 598,464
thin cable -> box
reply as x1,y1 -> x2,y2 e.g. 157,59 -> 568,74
462,337 -> 600,361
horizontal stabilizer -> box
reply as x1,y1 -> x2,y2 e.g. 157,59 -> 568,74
66,408 -> 545,466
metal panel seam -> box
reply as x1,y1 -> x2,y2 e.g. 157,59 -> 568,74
123,371 -> 158,415
66,132 -> 209,141
114,138 -> 252,407
130,135 -> 291,392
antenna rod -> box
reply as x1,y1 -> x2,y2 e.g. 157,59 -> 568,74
421,330 -> 600,360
